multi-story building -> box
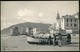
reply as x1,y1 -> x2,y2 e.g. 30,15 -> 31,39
60,15 -> 79,34
55,12 -> 79,34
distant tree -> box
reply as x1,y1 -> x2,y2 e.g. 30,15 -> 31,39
12,27 -> 20,36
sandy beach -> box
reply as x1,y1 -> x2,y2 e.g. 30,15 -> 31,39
1,34 -> 79,51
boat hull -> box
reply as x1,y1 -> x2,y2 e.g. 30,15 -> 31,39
27,36 -> 48,44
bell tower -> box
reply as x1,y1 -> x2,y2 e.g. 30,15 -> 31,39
56,11 -> 61,33
56,11 -> 60,20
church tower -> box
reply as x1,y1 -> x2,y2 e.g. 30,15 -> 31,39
56,12 -> 61,31
56,11 -> 60,20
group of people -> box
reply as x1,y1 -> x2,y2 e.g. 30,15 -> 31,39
48,33 -> 71,47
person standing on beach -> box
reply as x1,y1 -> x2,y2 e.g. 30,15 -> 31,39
58,33 -> 62,47
48,35 -> 51,45
53,34 -> 56,46
67,33 -> 71,44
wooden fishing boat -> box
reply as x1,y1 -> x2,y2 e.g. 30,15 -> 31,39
27,36 -> 48,44
27,33 -> 68,45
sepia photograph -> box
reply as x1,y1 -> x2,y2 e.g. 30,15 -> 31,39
1,1 -> 79,51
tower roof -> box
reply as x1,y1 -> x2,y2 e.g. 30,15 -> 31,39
56,12 -> 60,19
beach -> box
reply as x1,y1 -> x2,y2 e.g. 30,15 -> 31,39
1,34 -> 79,51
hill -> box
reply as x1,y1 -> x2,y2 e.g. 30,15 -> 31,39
1,22 -> 52,35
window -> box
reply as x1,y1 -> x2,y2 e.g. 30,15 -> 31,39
67,19 -> 68,22
74,24 -> 77,27
75,19 -> 76,22
71,19 -> 72,22
67,23 -> 68,26
71,23 -> 72,27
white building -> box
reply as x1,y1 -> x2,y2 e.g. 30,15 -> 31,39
10,29 -> 13,35
33,28 -> 37,35
55,12 -> 79,34
26,28 -> 29,33
56,12 -> 61,30
60,15 -> 79,34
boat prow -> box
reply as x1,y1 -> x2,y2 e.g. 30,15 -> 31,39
27,36 -> 49,44
27,36 -> 41,44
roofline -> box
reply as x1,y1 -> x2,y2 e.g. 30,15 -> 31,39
61,17 -> 78,19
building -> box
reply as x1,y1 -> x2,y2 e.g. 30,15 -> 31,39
33,28 -> 37,36
27,27 -> 45,35
10,29 -> 13,35
49,12 -> 63,34
55,12 -> 79,34
60,15 -> 79,34
28,27 -> 33,35
56,12 -> 61,30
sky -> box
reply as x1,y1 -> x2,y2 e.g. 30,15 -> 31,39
1,1 -> 79,30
